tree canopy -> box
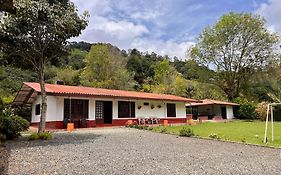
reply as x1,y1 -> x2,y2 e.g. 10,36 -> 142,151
0,0 -> 88,132
191,12 -> 279,100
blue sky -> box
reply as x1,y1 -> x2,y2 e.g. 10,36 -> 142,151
71,0 -> 281,59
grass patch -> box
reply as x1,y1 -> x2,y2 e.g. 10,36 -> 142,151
151,120 -> 281,147
29,131 -> 52,140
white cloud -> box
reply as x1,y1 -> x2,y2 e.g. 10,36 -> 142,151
131,39 -> 195,60
256,0 -> 281,34
70,0 -> 198,59
73,16 -> 148,49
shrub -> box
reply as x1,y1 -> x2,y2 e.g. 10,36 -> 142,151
29,133 -> 40,140
255,102 -> 268,121
179,127 -> 194,137
233,98 -> 257,120
0,108 -> 29,140
208,133 -> 220,139
29,132 -> 52,140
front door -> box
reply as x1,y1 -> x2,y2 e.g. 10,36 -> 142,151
221,106 -> 227,119
64,99 -> 89,128
95,101 -> 112,124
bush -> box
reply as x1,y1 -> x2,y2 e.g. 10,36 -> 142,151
29,132 -> 52,140
255,102 -> 268,121
233,98 -> 257,119
179,127 -> 194,137
159,127 -> 167,133
0,108 -> 29,140
208,133 -> 220,139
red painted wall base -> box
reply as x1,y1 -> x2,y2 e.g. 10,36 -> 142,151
31,118 -> 188,130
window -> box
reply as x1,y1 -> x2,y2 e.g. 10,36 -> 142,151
118,101 -> 135,118
95,101 -> 103,120
167,103 -> 176,117
35,104 -> 40,115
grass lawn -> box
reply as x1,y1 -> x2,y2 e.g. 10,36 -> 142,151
152,120 -> 281,147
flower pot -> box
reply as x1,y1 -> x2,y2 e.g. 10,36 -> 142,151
187,119 -> 194,126
67,123 -> 74,132
163,120 -> 168,127
127,120 -> 133,125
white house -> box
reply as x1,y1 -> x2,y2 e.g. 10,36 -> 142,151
186,99 -> 239,120
13,82 -> 198,129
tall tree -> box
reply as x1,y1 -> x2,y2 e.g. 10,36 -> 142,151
0,0 -> 88,133
191,12 -> 278,100
80,44 -> 135,90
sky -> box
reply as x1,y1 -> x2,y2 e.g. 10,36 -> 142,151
70,0 -> 281,60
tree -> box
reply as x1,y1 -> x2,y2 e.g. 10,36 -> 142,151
126,49 -> 154,90
80,44 -> 135,90
0,0 -> 88,133
191,12 -> 278,100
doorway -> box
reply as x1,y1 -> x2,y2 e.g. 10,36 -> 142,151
64,99 -> 89,128
95,101 -> 112,124
221,106 -> 227,119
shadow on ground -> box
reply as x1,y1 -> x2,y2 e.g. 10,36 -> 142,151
6,132 -> 102,150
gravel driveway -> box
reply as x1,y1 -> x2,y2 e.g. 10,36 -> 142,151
5,127 -> 281,175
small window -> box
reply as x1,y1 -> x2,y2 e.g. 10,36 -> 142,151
144,102 -> 149,106
35,104 -> 40,115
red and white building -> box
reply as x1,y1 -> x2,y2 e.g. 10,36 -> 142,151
186,99 -> 239,120
13,82 -> 198,129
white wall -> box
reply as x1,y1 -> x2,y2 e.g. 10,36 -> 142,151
31,95 -> 187,123
226,105 -> 234,119
31,95 -> 64,122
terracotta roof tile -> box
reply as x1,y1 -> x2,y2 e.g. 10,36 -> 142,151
23,82 -> 198,102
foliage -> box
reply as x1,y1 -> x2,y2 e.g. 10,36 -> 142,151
233,98 -> 257,119
29,131 -> 52,140
46,66 -> 80,85
179,127 -> 194,137
191,12 -> 279,100
255,102 -> 268,121
208,133 -> 220,139
126,49 -> 155,90
0,0 -> 88,133
62,48 -> 87,70
0,108 -> 29,140
0,66 -> 36,98
80,44 -> 135,90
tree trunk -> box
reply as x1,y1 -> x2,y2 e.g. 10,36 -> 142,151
38,66 -> 47,133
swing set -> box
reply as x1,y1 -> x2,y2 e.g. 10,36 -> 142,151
264,103 -> 281,143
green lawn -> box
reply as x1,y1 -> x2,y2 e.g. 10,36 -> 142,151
152,120 -> 281,147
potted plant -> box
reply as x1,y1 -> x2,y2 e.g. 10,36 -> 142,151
138,105 -> 142,109
157,105 -> 162,108
151,104 -> 155,109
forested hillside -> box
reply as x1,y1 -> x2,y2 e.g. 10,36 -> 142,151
1,40 -> 280,104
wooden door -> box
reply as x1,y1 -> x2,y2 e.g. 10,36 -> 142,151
167,103 -> 176,117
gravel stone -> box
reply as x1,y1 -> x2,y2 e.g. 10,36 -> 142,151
5,127 -> 281,175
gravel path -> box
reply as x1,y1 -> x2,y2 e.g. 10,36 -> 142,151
5,127 -> 281,175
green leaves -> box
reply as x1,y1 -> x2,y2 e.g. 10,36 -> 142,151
80,44 -> 135,90
191,12 -> 279,100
